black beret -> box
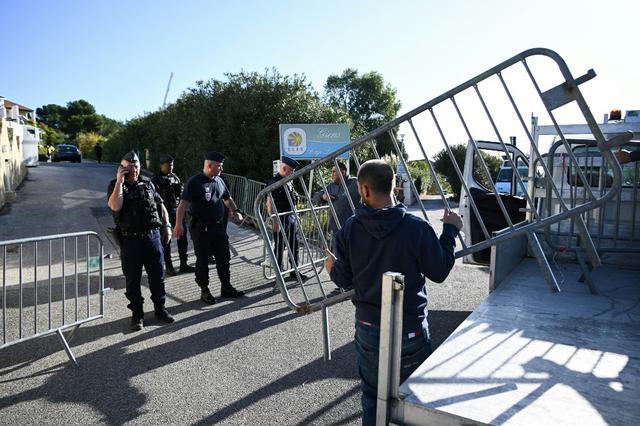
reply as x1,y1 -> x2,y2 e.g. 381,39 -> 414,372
204,151 -> 225,162
281,156 -> 299,169
159,154 -> 174,164
122,150 -> 140,163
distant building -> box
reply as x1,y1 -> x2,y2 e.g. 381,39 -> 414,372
2,98 -> 42,167
0,96 -> 37,208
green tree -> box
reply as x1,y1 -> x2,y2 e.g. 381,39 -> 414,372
36,104 -> 66,131
107,69 -> 348,182
36,100 -> 107,142
408,160 -> 435,195
98,115 -> 123,138
324,69 -> 401,157
36,121 -> 65,147
63,99 -> 101,139
433,144 -> 502,200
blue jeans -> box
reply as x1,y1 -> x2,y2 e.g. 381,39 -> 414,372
354,321 -> 432,426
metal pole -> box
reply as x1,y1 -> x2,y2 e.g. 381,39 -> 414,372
74,236 -> 78,322
62,238 -> 66,325
322,305 -> 331,361
2,246 -> 6,344
48,240 -> 52,330
376,272 -> 404,426
34,242 -> 38,334
19,244 -> 23,339
86,235 -> 90,317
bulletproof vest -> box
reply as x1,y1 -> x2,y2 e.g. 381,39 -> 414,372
118,179 -> 163,232
154,173 -> 182,209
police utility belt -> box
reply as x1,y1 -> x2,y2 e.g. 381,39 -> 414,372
121,228 -> 160,238
193,218 -> 225,232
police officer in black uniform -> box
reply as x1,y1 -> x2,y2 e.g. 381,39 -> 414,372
107,151 -> 175,331
266,156 -> 308,281
174,151 -> 245,304
152,155 -> 195,276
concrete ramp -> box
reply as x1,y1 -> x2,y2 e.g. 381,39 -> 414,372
395,259 -> 640,425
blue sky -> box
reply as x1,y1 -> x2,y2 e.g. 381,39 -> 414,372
3,0 -> 639,156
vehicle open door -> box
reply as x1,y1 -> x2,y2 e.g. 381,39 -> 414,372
460,140 -> 529,264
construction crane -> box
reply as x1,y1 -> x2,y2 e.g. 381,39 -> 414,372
162,72 -> 174,109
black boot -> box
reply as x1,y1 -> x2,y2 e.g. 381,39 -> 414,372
154,307 -> 175,324
166,261 -> 177,277
130,313 -> 144,331
221,285 -> 245,298
179,259 -> 195,273
200,287 -> 216,305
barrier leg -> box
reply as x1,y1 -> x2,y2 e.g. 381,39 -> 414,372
527,231 -> 561,293
56,328 -> 79,367
576,251 -> 598,294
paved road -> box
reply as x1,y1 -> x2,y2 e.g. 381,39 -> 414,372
0,162 -> 490,425
0,161 -> 117,245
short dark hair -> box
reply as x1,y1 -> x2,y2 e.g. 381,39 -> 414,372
357,160 -> 394,195
335,162 -> 347,173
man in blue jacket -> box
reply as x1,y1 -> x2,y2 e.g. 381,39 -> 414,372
325,159 -> 462,425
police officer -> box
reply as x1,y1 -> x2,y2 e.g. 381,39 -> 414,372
266,156 -> 308,282
107,151 -> 175,331
152,155 -> 195,276
174,151 -> 245,304
312,161 -> 359,234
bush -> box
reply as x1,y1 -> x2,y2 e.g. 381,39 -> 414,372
75,132 -> 105,158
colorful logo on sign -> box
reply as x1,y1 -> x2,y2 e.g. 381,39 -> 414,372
283,128 -> 307,155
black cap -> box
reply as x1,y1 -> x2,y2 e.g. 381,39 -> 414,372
159,154 -> 174,164
204,151 -> 225,162
281,156 -> 299,169
122,150 -> 140,163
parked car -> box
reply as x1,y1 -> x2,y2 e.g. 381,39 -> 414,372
53,144 -> 82,163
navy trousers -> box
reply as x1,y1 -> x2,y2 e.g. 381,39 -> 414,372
121,229 -> 166,316
190,223 -> 231,290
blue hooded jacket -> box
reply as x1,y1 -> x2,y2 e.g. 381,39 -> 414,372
330,203 -> 458,334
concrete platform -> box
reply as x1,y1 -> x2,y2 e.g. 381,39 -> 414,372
397,259 -> 640,425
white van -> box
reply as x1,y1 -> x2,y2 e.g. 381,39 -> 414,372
495,162 -> 529,196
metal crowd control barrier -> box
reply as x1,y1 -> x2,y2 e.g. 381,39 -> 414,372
222,173 -> 266,225
222,173 -> 332,282
0,231 -> 106,366
254,48 -> 626,359
261,204 -> 332,282
536,140 -> 639,252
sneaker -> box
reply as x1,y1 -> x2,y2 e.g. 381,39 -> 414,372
130,315 -> 144,331
179,263 -> 196,273
328,287 -> 343,297
154,308 -> 175,324
200,288 -> 216,305
221,286 -> 245,298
